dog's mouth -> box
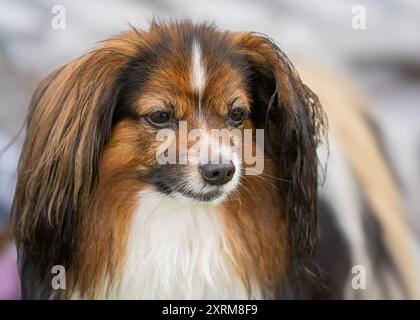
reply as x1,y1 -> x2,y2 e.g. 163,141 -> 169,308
155,180 -> 226,203
147,165 -> 238,203
176,186 -> 226,202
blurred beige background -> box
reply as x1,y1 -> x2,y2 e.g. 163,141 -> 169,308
0,0 -> 419,238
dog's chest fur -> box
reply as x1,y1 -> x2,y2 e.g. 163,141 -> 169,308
107,190 -> 262,299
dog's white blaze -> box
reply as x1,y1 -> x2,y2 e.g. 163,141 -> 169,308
191,41 -> 206,111
183,128 -> 241,204
109,189 -> 261,299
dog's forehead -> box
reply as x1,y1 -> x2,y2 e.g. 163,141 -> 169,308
142,28 -> 250,115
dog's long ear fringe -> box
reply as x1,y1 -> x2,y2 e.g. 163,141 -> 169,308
11,31 -> 144,298
232,32 -> 328,278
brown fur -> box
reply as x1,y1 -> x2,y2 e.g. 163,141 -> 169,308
0,225 -> 12,252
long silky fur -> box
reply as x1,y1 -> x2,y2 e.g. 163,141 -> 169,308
11,32 -> 145,298
231,33 -> 327,273
11,21 -> 327,299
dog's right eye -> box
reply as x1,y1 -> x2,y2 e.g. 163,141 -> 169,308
147,111 -> 173,127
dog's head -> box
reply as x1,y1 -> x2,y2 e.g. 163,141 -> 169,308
12,21 -> 326,298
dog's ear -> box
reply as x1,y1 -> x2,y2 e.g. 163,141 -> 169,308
11,30 -> 146,298
232,33 -> 327,272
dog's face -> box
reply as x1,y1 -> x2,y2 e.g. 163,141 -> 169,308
114,34 -> 255,203
12,21 -> 326,298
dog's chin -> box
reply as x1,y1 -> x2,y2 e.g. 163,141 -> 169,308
172,188 -> 227,205
154,182 -> 233,205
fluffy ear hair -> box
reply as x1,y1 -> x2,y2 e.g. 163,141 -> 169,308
11,30 -> 144,298
232,33 -> 327,273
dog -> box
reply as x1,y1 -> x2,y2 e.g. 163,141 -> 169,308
10,21 -> 419,299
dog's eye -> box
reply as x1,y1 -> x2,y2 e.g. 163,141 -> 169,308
227,107 -> 247,126
147,111 -> 173,127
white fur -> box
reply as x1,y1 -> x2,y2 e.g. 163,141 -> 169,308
177,128 -> 241,205
191,41 -> 206,112
106,189 -> 262,299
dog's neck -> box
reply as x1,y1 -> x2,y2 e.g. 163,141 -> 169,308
96,189 -> 260,299
69,172 -> 286,299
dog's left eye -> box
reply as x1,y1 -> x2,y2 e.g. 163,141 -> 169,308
226,107 -> 247,126
147,111 -> 173,127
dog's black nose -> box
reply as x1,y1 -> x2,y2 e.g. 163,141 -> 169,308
200,162 -> 236,186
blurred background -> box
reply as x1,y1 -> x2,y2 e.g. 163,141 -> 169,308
0,0 -> 419,298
